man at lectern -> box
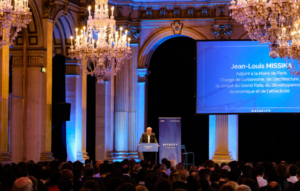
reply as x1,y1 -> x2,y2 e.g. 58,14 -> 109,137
139,127 -> 158,163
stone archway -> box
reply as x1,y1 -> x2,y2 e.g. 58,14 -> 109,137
138,27 -> 207,68
52,12 -> 76,56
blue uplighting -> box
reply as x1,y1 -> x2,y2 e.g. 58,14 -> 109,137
209,115 -> 216,160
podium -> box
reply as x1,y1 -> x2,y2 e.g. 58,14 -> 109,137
138,143 -> 158,164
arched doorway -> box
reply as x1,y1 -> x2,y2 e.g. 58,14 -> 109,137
147,37 -> 209,164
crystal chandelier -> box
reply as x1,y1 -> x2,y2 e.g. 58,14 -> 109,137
229,0 -> 300,75
69,0 -> 132,84
0,0 -> 31,48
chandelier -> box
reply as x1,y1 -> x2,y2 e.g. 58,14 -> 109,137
0,0 -> 32,48
229,0 -> 300,75
69,0 -> 132,84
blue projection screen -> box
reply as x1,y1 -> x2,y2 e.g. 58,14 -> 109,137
196,41 -> 300,114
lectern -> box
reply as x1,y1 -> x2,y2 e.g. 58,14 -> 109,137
138,143 -> 158,164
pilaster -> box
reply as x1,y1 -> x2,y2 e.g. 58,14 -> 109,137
0,28 -> 12,164
26,65 -> 42,162
65,61 -> 81,161
137,68 -> 148,160
11,57 -> 24,163
40,18 -> 54,161
95,76 -> 114,161
76,59 -> 89,162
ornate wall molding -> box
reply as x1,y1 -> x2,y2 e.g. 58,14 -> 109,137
138,6 -> 216,19
239,32 -> 250,39
171,21 -> 183,35
43,0 -> 59,19
127,26 -> 141,43
211,24 -> 232,39
137,68 -> 149,83
66,64 -> 81,75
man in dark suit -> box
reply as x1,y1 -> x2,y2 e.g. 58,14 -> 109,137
122,164 -> 137,185
139,127 -> 158,163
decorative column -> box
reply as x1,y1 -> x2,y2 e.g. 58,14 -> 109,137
137,68 -> 148,160
26,55 -> 44,162
76,59 -> 89,162
40,18 -> 54,161
95,76 -> 114,161
0,28 -> 11,164
65,60 -> 89,162
128,44 -> 138,153
11,57 -> 24,163
210,115 -> 238,164
112,43 -> 140,161
114,59 -> 130,160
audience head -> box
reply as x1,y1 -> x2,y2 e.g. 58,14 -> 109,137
168,170 -> 181,184
186,177 -> 201,191
265,182 -> 281,191
57,178 -> 73,191
219,185 -> 235,191
198,169 -> 211,180
289,164 -> 298,176
105,177 -> 125,191
133,165 -> 141,173
115,183 -> 135,191
136,185 -> 148,191
95,160 -> 103,169
99,164 -> 109,176
236,185 -> 251,191
122,164 -> 130,174
277,164 -> 287,176
223,181 -> 239,190
189,166 -> 198,178
222,165 -> 231,172
176,163 -> 185,171
228,170 -> 240,182
144,172 -> 159,191
60,169 -> 73,180
220,169 -> 229,180
27,176 -> 37,191
166,161 -> 171,170
12,177 -> 33,191
180,169 -> 189,181
159,164 -> 167,172
205,160 -> 215,171
170,160 -> 177,169
83,180 -> 101,191
154,179 -> 171,191
254,165 -> 265,177
210,172 -> 220,183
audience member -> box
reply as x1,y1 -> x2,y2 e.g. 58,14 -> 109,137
136,185 -> 148,191
154,179 -> 171,191
12,177 -> 33,191
159,164 -> 168,179
122,164 -> 137,185
210,172 -> 220,191
236,185 -> 251,191
287,165 -> 298,184
144,173 -> 159,191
